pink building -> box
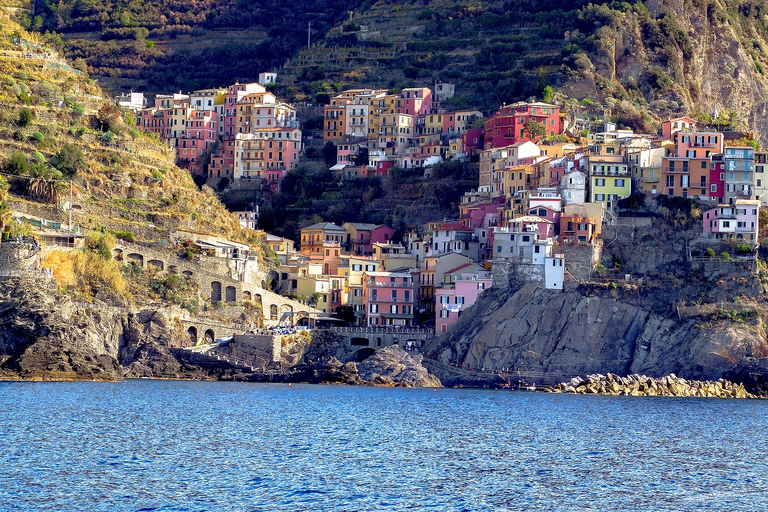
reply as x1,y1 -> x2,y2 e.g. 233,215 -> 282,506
343,223 -> 394,256
528,189 -> 562,227
397,87 -> 432,116
176,110 -> 218,172
435,264 -> 493,333
508,215 -> 556,240
660,117 -> 697,141
362,270 -> 416,326
702,199 -> 760,244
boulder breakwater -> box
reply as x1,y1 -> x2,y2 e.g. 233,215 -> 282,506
551,373 -> 754,398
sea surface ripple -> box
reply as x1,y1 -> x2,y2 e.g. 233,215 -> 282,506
1,380 -> 767,511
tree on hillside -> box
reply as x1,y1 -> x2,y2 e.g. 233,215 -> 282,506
18,108 -> 33,127
3,151 -> 28,176
524,119 -> 546,139
322,141 -> 337,166
51,144 -> 86,178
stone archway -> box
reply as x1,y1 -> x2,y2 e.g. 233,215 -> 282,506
204,329 -> 215,344
183,270 -> 193,277
147,259 -> 164,270
243,291 -> 252,301
270,304 -> 278,321
127,253 -> 144,266
187,326 -> 198,345
354,347 -> 376,361
211,281 -> 222,303
225,285 -> 237,303
112,248 -> 124,261
169,265 -> 178,274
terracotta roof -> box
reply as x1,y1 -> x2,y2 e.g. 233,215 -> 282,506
433,222 -> 474,232
444,263 -> 475,275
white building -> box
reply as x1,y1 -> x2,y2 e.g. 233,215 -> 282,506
115,91 -> 146,111
492,226 -> 564,290
258,72 -> 277,86
559,170 -> 587,206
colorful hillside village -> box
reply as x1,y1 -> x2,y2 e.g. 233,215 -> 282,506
130,82 -> 764,333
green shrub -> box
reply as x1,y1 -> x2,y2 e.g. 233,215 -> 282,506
18,108 -> 33,127
721,252 -> 731,260
31,151 -> 45,161
706,248 -> 716,258
110,230 -> 136,243
3,151 -> 28,175
736,243 -> 754,254
30,131 -> 45,143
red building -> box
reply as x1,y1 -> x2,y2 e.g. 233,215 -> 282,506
483,101 -> 561,150
710,154 -> 726,201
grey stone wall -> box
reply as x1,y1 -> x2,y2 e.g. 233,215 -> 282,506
492,257 -> 545,290
230,334 -> 281,366
559,243 -> 602,281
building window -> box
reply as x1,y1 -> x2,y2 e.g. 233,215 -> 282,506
615,179 -> 625,187
370,304 -> 378,313
711,184 -> 717,192
440,310 -> 449,318
596,178 -> 605,187
595,194 -> 605,201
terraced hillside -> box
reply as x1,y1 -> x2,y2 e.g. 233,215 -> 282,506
0,12 -> 263,248
10,0 -> 370,93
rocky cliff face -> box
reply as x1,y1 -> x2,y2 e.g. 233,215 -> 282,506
0,278 -> 209,381
424,283 -> 768,385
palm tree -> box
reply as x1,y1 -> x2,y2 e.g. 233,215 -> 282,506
28,162 -> 67,205
0,176 -> 9,203
0,202 -> 12,240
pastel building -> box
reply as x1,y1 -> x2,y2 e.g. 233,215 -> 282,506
435,265 -> 493,333
343,223 -> 394,255
362,270 -> 416,326
492,226 -> 564,290
723,146 -> 755,204
586,154 -> 631,204
702,199 -> 760,244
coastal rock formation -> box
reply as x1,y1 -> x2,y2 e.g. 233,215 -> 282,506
0,278 -> 216,381
723,358 -> 768,397
424,283 -> 768,387
552,373 -> 753,398
0,278 -> 124,381
356,346 -> 441,387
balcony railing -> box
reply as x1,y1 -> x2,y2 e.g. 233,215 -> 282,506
366,281 -> 414,288
590,168 -> 629,176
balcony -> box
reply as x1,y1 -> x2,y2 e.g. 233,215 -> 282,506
368,296 -> 413,303
590,168 -> 629,176
688,142 -> 718,148
366,281 -> 414,288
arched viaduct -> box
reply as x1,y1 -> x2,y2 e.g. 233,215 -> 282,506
113,243 -> 308,328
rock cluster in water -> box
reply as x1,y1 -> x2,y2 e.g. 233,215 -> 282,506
552,373 -> 754,398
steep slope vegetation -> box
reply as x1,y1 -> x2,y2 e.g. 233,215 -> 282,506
280,0 -> 768,139
14,0 -> 370,92
0,12 -> 262,245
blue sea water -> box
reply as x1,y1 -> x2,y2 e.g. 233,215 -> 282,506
1,380 -> 767,511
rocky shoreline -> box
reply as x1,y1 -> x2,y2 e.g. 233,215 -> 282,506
551,373 -> 754,398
